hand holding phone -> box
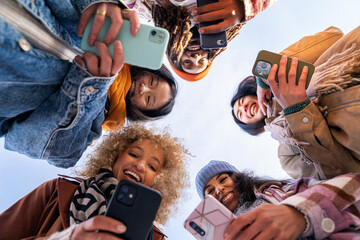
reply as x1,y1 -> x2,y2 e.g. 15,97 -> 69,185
194,0 -> 244,34
81,15 -> 169,70
252,50 -> 315,89
77,3 -> 140,46
184,195 -> 236,240
195,0 -> 228,49
266,55 -> 310,109
105,179 -> 162,240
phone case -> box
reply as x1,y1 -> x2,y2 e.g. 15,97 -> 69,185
196,0 -> 227,49
252,50 -> 315,89
184,195 -> 236,240
80,16 -> 169,70
105,179 -> 162,240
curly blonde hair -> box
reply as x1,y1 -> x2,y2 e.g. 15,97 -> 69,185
76,124 -> 189,225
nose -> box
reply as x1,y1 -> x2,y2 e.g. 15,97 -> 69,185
139,83 -> 150,95
215,185 -> 225,196
134,159 -> 146,172
239,103 -> 247,113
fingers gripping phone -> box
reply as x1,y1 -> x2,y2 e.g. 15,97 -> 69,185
105,179 -> 162,240
80,15 -> 169,70
196,0 -> 227,49
252,50 -> 315,89
184,195 -> 236,240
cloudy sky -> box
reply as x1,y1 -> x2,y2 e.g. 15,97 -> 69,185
1,0 -> 359,239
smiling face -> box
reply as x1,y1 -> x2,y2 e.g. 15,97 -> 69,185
112,139 -> 165,187
180,38 -> 209,74
233,95 -> 266,124
204,173 -> 240,212
129,72 -> 171,111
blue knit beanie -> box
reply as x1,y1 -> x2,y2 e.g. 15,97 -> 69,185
195,160 -> 239,199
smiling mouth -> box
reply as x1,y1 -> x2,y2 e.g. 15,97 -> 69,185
185,39 -> 202,53
248,103 -> 257,117
124,170 -> 141,183
221,192 -> 234,205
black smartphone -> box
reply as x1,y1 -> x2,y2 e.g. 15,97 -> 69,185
105,179 -> 162,240
196,0 -> 227,49
252,50 -> 315,89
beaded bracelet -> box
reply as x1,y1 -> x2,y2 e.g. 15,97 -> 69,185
256,76 -> 270,89
283,98 -> 310,115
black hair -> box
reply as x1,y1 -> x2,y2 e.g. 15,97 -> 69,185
230,76 -> 266,136
231,171 -> 289,203
125,64 -> 177,121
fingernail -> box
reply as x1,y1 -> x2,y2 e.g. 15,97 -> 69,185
89,39 -> 95,46
77,30 -> 83,36
192,9 -> 197,14
199,28 -> 204,34
117,225 -> 126,233
224,233 -> 229,240
193,17 -> 198,22
304,66 -> 308,71
115,41 -> 122,48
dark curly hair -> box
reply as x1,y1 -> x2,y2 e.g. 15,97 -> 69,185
152,3 -> 243,71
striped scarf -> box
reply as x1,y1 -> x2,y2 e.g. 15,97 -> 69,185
69,168 -> 119,224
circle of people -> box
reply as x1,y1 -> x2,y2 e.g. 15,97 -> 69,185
0,0 -> 359,239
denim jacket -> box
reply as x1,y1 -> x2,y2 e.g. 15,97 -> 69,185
0,0 -> 119,168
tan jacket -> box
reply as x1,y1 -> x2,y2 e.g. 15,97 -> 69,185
275,26 -> 360,179
0,177 -> 166,240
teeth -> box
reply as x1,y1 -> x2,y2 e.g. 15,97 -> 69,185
124,170 -> 140,182
251,105 -> 256,115
188,46 -> 200,51
222,193 -> 232,204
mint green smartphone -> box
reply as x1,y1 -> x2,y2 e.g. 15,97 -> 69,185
80,15 -> 169,70
252,50 -> 315,89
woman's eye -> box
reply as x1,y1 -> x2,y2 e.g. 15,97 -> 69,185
150,77 -> 153,87
148,164 -> 156,172
147,95 -> 150,105
208,188 -> 214,195
220,177 -> 227,183
184,60 -> 191,64
129,152 -> 138,158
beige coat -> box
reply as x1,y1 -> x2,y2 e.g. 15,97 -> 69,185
271,26 -> 360,179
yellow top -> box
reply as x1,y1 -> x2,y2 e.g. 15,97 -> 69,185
102,64 -> 132,131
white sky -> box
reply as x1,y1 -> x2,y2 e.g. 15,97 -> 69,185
1,0 -> 360,239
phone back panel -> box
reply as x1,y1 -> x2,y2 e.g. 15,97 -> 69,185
105,179 -> 162,240
252,50 -> 315,89
196,0 -> 227,49
184,195 -> 235,240
80,16 -> 169,70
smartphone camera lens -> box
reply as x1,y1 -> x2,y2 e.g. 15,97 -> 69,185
189,221 -> 205,236
120,184 -> 129,193
151,30 -> 157,36
217,40 -> 225,46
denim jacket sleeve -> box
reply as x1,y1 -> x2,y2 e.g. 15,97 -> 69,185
4,61 -> 116,168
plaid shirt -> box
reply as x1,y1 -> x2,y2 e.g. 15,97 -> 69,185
256,174 -> 360,239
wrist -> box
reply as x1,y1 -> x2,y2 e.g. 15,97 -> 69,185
256,76 -> 270,89
283,98 -> 310,115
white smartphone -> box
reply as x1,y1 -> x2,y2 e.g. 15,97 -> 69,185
184,195 -> 236,240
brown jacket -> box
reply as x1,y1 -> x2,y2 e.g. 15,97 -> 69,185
0,177 -> 166,240
274,26 -> 360,179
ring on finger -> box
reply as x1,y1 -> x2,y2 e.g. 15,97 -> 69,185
121,8 -> 132,19
96,9 -> 107,16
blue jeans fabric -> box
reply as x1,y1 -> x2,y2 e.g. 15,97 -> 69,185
0,0 -> 117,168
